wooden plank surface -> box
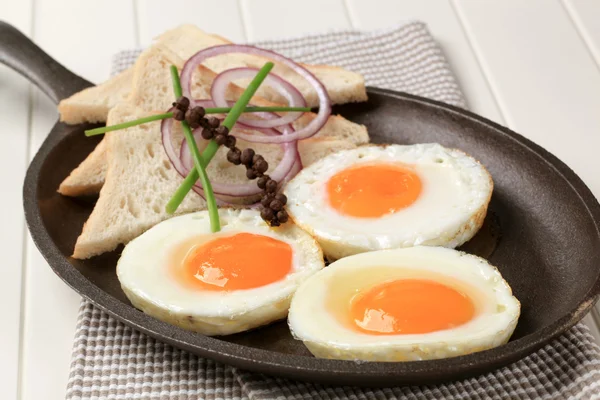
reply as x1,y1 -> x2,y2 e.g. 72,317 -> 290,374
241,0 -> 352,41
345,0 -> 503,123
19,1 -> 138,399
453,0 -> 600,199
564,0 -> 600,67
0,3 -> 33,399
137,0 -> 247,45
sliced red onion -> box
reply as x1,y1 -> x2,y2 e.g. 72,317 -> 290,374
211,67 -> 306,128
163,117 -> 241,206
180,129 -> 208,171
208,126 -> 297,197
282,143 -> 302,186
162,108 -> 299,198
161,108 -> 188,177
180,44 -> 331,144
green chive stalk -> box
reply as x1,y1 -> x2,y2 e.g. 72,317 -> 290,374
166,65 -> 221,232
84,113 -> 174,136
84,106 -> 309,136
166,62 -> 275,214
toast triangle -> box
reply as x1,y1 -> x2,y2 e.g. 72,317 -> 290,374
72,48 -> 363,258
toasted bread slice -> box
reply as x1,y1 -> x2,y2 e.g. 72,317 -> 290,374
58,139 -> 108,196
72,102 -> 358,259
72,103 -> 203,259
59,47 -> 368,197
58,68 -> 133,124
58,24 -> 367,124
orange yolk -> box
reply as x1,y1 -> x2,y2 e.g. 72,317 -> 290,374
177,233 -> 293,291
326,164 -> 422,218
351,279 -> 475,335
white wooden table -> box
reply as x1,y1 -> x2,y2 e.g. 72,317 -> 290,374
2,1 -> 600,398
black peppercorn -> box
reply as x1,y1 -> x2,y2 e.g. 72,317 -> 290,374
241,148 -> 255,166
215,141 -> 289,226
227,148 -> 242,165
174,96 -> 190,111
275,193 -> 287,204
193,106 -> 205,117
265,179 -> 278,193
207,117 -> 220,129
260,194 -> 273,207
214,134 -> 227,146
224,135 -> 236,149
257,175 -> 270,189
270,199 -> 283,211
173,109 -> 185,121
184,110 -> 195,124
246,169 -> 258,179
201,128 -> 214,140
215,126 -> 229,136
187,120 -> 200,129
253,159 -> 269,174
185,106 -> 205,128
260,207 -> 274,221
252,154 -> 264,165
276,210 -> 289,223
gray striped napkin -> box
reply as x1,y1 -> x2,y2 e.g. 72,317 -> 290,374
65,22 -> 600,400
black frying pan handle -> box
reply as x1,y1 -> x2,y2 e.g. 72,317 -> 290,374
0,21 -> 92,104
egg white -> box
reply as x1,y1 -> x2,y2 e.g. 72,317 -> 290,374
284,143 -> 493,260
117,208 -> 324,336
288,246 -> 520,362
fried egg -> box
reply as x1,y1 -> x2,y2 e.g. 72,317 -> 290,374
288,246 -> 520,362
284,143 -> 493,260
117,209 -> 324,336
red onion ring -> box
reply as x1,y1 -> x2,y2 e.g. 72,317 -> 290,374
282,144 -> 302,186
211,67 -> 306,128
184,100 -> 303,187
189,99 -> 217,111
179,44 -> 331,144
180,129 -> 208,171
162,107 -> 299,198
161,108 -> 188,177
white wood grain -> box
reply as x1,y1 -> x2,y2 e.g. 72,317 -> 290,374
563,0 -> 600,67
19,1 -> 138,399
0,2 -> 33,399
453,0 -> 600,343
137,0 -> 247,45
241,0 -> 352,42
344,0 -> 504,124
24,0 -> 138,84
453,0 -> 600,200
21,89 -> 80,400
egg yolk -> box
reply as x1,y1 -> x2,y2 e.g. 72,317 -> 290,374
326,164 -> 422,218
179,233 -> 293,291
351,279 -> 475,335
